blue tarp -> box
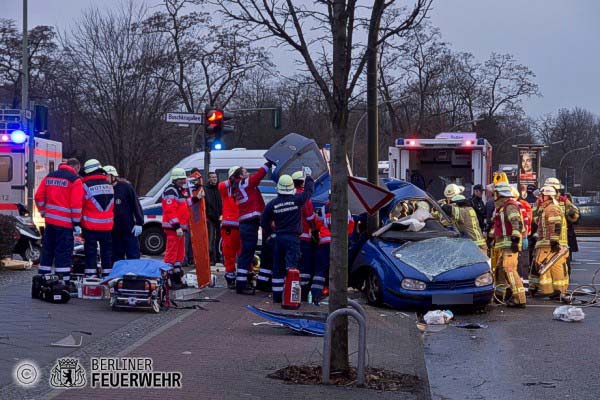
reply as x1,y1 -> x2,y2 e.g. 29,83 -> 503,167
101,259 -> 173,284
245,305 -> 326,336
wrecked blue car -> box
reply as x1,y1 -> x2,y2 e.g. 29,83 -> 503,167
349,181 -> 493,310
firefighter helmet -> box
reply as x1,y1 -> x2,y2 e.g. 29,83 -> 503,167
291,171 -> 305,181
83,159 -> 102,174
277,175 -> 296,195
103,165 -> 118,177
228,166 -> 241,179
540,185 -> 557,197
171,168 -> 187,181
444,183 -> 464,198
494,182 -> 513,198
544,177 -> 562,190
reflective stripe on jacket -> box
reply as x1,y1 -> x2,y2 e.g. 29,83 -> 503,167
34,164 -> 84,229
81,174 -> 114,231
162,183 -> 189,230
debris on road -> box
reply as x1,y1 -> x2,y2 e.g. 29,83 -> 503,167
50,331 -> 92,347
553,306 -> 585,322
246,305 -> 327,335
423,310 -> 454,325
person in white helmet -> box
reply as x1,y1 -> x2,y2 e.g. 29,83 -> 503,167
528,185 -> 568,298
260,169 -> 314,304
103,165 -> 143,263
162,167 -> 191,288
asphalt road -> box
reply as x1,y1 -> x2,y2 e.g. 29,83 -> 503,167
424,237 -> 600,400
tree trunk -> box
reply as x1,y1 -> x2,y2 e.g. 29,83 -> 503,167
328,0 -> 350,373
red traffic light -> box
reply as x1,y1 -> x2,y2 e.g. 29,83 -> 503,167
206,110 -> 223,123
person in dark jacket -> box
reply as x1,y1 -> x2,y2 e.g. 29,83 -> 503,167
565,193 -> 579,271
471,184 -> 486,231
205,172 -> 223,265
261,169 -> 314,304
104,166 -> 144,263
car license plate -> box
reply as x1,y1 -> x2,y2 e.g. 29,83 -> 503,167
432,293 -> 473,305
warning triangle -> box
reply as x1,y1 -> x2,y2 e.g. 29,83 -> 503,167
347,177 -> 394,215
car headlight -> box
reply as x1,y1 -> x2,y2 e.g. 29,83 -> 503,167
475,272 -> 493,287
401,278 -> 426,291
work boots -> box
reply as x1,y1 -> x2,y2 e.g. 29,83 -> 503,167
224,274 -> 236,290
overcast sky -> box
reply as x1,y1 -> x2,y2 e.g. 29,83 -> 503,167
4,0 -> 600,117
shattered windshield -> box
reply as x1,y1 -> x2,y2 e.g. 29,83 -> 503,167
393,237 -> 488,280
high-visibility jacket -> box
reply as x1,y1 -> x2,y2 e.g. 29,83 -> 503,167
230,164 -> 268,222
34,164 -> 84,229
316,201 -> 354,245
162,183 -> 190,230
518,199 -> 532,236
533,196 -> 576,246
81,174 -> 114,231
535,200 -> 562,248
450,204 -> 486,248
218,181 -> 239,228
296,187 -> 316,242
490,198 -> 523,250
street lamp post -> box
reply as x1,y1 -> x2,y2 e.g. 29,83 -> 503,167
580,153 -> 600,193
559,145 -> 592,193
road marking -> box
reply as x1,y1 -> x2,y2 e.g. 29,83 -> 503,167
571,269 -> 587,271
576,259 -> 596,262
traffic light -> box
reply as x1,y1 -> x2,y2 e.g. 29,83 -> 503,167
204,107 -> 233,150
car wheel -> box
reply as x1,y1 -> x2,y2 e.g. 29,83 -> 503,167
366,268 -> 383,306
140,226 -> 165,256
22,244 -> 41,265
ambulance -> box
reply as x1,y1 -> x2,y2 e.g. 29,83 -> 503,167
0,123 -> 62,227
387,132 -> 493,201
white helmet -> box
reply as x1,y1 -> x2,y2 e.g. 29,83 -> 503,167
544,177 -> 561,190
540,185 -> 557,197
83,159 -> 102,174
444,183 -> 463,198
103,165 -> 118,177
228,166 -> 241,179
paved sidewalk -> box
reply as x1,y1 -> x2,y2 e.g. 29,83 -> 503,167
56,290 -> 430,400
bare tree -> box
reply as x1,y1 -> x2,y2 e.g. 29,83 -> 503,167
63,3 -> 181,190
211,0 -> 432,372
142,0 -> 270,152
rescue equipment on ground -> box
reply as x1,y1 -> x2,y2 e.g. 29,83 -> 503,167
82,277 -> 104,299
31,274 -> 71,303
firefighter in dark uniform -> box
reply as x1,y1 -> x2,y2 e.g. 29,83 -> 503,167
260,169 -> 314,303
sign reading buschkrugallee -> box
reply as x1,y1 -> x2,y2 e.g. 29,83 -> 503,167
165,112 -> 203,124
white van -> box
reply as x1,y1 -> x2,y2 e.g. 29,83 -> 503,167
139,148 -> 272,255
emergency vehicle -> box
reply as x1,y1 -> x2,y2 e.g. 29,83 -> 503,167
387,132 -> 492,200
139,148 -> 270,255
0,108 -> 62,227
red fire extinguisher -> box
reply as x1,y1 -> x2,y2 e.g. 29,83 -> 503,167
282,268 -> 301,309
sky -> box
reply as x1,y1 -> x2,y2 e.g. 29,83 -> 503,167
4,0 -> 600,117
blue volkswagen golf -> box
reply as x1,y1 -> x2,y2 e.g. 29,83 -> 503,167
349,180 -> 493,310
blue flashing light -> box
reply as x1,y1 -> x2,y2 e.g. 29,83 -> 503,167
212,141 -> 223,150
11,130 -> 27,144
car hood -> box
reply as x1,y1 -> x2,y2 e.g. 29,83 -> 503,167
376,237 -> 489,281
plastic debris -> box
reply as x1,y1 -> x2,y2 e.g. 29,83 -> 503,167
423,310 -> 454,325
553,306 -> 585,322
416,322 -> 448,332
51,331 -> 92,348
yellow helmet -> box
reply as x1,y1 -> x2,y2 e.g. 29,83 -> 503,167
291,171 -> 305,181
171,167 -> 187,181
277,175 -> 295,195
493,172 -> 509,185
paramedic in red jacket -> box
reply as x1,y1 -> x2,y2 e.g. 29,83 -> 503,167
81,159 -> 115,278
34,158 -> 83,282
229,162 -> 273,294
162,167 -> 190,288
218,166 -> 242,289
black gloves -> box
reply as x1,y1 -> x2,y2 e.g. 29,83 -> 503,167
441,204 -> 453,217
550,240 -> 560,252
510,236 -> 520,253
311,229 -> 320,244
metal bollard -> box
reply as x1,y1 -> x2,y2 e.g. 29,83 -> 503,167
347,299 -> 367,320
322,307 -> 367,386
